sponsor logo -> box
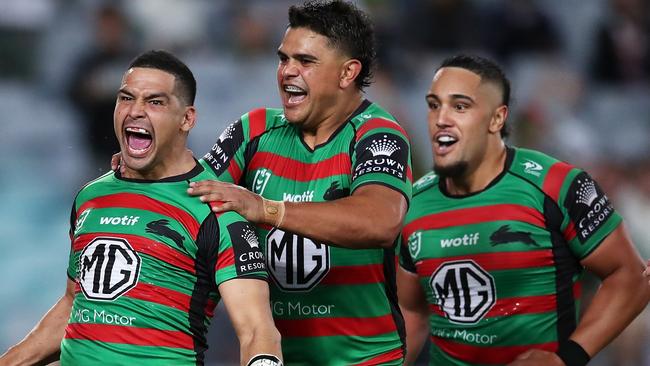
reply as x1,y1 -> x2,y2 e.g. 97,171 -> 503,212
322,181 -> 349,201
367,135 -> 401,157
252,168 -> 272,195
431,328 -> 498,345
228,222 -> 266,274
218,123 -> 236,142
79,237 -> 141,301
414,173 -> 436,190
72,307 -> 136,326
408,231 -> 422,258
283,190 -> 314,202
99,216 -> 140,226
430,260 -> 496,324
266,228 -> 330,292
74,209 -> 92,235
440,233 -> 480,248
565,173 -> 615,243
489,225 -> 539,247
145,219 -> 185,250
353,133 -> 408,182
271,300 -> 335,316
522,159 -> 543,176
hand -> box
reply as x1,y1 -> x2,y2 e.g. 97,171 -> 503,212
187,180 -> 265,223
506,349 -> 565,366
111,152 -> 125,173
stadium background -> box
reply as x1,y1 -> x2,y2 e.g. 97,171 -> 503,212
0,0 -> 648,364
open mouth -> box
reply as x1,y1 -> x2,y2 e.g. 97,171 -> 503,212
125,127 -> 152,152
436,134 -> 458,148
284,85 -> 307,105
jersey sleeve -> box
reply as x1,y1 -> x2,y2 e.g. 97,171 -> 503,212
213,212 -> 268,287
398,234 -> 418,274
67,201 -> 79,280
350,119 -> 413,203
558,169 -> 622,259
201,108 -> 268,184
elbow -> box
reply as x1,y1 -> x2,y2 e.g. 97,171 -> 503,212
367,216 -> 403,249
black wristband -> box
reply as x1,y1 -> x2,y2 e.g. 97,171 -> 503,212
556,340 -> 590,366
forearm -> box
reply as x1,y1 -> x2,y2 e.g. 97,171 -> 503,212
1,295 -> 72,365
570,264 -> 650,356
403,310 -> 430,366
278,192 -> 405,249
238,326 -> 282,366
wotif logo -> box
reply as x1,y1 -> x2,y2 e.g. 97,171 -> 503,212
521,159 -> 542,176
283,190 -> 314,202
367,135 -> 401,157
440,233 -> 480,248
100,216 -> 140,226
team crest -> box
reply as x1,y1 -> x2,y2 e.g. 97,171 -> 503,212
252,168 -> 272,195
408,231 -> 422,258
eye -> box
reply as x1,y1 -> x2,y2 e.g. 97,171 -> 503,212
118,95 -> 132,101
427,100 -> 439,110
278,54 -> 288,63
454,103 -> 468,111
149,100 -> 163,106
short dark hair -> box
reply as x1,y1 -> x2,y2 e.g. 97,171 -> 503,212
438,55 -> 512,138
128,50 -> 196,106
288,0 -> 376,90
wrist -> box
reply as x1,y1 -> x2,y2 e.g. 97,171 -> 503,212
556,340 -> 590,366
262,199 -> 285,227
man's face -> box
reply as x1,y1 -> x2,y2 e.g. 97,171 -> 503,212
276,27 -> 348,127
426,67 -> 503,178
114,67 -> 190,176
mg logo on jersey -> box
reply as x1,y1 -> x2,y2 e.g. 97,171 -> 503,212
408,231 -> 421,258
266,228 -> 330,292
253,168 -> 272,194
430,260 -> 495,324
79,237 -> 141,301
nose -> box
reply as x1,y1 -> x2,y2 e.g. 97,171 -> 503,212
280,59 -> 299,78
432,106 -> 452,129
127,100 -> 146,119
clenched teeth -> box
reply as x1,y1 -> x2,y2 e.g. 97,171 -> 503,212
125,127 -> 150,135
284,85 -> 305,93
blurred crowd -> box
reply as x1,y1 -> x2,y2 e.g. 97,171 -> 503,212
0,0 -> 648,365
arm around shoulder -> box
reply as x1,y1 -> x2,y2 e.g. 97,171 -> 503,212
0,278 -> 76,366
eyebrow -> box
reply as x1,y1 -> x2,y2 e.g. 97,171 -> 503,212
426,93 -> 475,103
277,49 -> 318,62
117,88 -> 169,100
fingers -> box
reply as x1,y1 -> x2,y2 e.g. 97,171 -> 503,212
111,152 -> 121,171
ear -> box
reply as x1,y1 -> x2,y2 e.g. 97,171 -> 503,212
180,106 -> 197,132
339,59 -> 362,89
489,105 -> 508,134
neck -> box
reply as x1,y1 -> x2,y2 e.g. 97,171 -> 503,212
301,93 -> 363,149
445,142 -> 507,196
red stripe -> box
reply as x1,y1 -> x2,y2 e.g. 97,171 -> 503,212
563,220 -> 577,242
205,300 -> 217,318
249,152 -> 352,182
76,193 -> 200,238
320,264 -> 384,285
354,347 -> 403,366
64,323 -> 193,349
275,314 -> 396,338
215,247 -> 235,273
125,282 -> 192,313
431,335 -> 557,364
73,233 -> 196,274
415,250 -> 554,273
542,162 -> 573,202
227,160 -> 243,183
406,165 -> 413,184
247,108 -> 267,140
355,118 -> 408,142
429,293 -> 557,318
402,204 -> 545,241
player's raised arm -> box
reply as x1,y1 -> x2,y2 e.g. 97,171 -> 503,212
0,278 -> 75,366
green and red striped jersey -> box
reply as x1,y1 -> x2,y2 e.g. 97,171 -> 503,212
399,147 -> 622,366
201,100 -> 412,365
61,162 -> 266,366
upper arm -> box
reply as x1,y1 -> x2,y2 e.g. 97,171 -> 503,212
580,223 -> 645,279
352,184 -> 408,224
219,278 -> 274,336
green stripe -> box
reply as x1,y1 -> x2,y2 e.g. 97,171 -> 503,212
61,339 -> 197,366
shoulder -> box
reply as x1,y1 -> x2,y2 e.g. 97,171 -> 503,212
238,107 -> 287,138
351,102 -> 409,141
412,171 -> 439,197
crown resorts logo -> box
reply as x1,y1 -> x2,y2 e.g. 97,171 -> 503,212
367,135 -> 400,157
242,227 -> 259,248
218,123 -> 236,142
576,178 -> 598,206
